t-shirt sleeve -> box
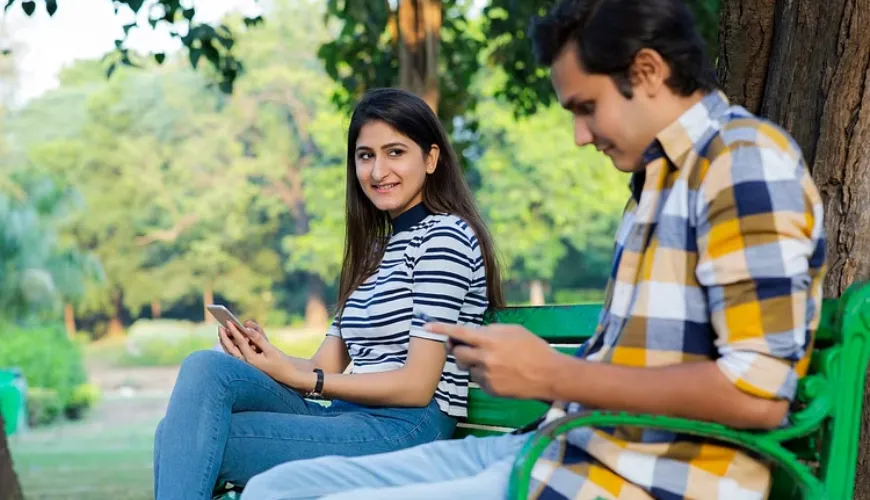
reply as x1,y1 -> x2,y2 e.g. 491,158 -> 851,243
325,316 -> 341,338
408,222 -> 479,342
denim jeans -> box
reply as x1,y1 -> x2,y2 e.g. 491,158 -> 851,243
240,432 -> 530,500
153,350 -> 456,500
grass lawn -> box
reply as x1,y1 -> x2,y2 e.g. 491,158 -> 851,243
9,395 -> 162,500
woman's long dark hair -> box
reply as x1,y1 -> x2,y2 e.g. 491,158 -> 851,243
336,88 -> 504,314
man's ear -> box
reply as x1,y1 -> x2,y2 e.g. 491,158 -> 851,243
426,145 -> 440,174
629,48 -> 670,98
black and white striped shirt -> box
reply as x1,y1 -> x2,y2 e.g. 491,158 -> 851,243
327,204 -> 488,417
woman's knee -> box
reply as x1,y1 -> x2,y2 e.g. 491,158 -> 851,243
177,349 -> 234,386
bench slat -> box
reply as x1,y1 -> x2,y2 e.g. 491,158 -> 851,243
485,304 -> 601,342
464,388 -> 548,429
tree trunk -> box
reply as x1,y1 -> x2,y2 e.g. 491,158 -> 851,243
305,275 -> 329,329
151,299 -> 161,319
719,1 -> 870,496
0,413 -> 23,500
63,303 -> 76,339
529,279 -> 545,306
203,287 -> 214,322
398,0 -> 441,112
106,289 -> 124,337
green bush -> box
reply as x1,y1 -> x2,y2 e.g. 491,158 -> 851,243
124,319 -> 325,366
123,319 -> 217,366
27,387 -> 62,426
65,382 -> 102,420
0,322 -> 88,423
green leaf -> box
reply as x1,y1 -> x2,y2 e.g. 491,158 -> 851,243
46,0 -> 57,16
126,0 -> 144,13
21,0 -> 34,15
189,48 -> 202,68
4,0 -> 15,12
123,23 -> 136,36
243,16 -> 263,28
106,62 -> 117,78
153,53 -> 166,64
183,8 -> 194,20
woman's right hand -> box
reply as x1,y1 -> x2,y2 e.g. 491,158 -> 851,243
218,320 -> 269,359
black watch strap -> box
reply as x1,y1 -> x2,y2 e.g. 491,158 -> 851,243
311,368 -> 324,396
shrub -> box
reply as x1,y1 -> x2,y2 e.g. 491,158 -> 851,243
124,319 -> 325,366
27,387 -> 62,426
64,382 -> 102,420
0,322 -> 88,423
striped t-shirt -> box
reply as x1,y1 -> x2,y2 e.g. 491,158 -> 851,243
326,204 -> 488,417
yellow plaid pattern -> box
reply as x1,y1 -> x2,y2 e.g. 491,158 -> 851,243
530,92 -> 826,500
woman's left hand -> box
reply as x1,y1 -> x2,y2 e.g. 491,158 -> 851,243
227,322 -> 300,386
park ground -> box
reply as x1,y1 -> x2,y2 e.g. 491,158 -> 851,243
8,333 -> 318,500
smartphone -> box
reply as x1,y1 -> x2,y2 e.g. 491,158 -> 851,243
207,304 -> 248,335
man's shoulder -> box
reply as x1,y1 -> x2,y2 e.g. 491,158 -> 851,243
705,107 -> 804,164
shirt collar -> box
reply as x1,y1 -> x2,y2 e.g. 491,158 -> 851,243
642,90 -> 730,168
391,203 -> 431,234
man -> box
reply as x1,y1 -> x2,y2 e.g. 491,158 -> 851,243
241,0 -> 826,498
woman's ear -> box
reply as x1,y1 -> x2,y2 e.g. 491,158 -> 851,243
426,145 -> 440,174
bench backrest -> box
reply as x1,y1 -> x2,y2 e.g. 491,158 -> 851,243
459,282 -> 870,499
455,303 -> 601,437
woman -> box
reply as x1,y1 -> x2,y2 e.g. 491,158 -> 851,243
152,88 -> 503,500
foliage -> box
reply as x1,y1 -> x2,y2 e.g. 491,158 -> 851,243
0,170 -> 103,321
0,323 -> 88,423
318,0 -> 484,129
26,387 -> 61,427
64,382 -> 102,420
473,71 -> 627,284
4,0 -> 265,93
122,319 -> 323,367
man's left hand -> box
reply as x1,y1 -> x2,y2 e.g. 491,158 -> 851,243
424,322 -> 560,400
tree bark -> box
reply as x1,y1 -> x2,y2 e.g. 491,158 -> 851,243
151,299 -> 161,319
63,303 -> 76,339
398,0 -> 441,112
719,1 -> 870,497
106,289 -> 125,337
529,279 -> 545,306
0,413 -> 23,500
203,287 -> 214,322
305,275 -> 329,329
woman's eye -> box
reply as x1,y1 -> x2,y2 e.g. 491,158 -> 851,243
358,152 -> 373,161
388,149 -> 404,157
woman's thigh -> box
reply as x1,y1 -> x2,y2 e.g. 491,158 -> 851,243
218,400 -> 455,486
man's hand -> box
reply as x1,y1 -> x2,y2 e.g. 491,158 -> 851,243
227,321 -> 303,388
424,322 -> 560,400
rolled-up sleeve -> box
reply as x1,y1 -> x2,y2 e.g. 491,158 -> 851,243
696,144 -> 820,401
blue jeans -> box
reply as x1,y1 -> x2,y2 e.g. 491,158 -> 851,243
241,432 -> 530,500
153,350 -> 456,500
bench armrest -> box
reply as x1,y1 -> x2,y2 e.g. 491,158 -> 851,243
508,411 -> 826,500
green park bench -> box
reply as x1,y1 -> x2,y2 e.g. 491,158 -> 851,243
218,281 -> 870,500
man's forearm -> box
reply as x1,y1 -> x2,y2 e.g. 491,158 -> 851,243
543,352 -> 788,429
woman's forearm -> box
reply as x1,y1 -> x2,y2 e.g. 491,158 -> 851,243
291,368 -> 436,408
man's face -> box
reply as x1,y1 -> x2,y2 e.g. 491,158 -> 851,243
550,42 -> 657,173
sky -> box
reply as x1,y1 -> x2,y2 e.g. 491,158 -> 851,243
1,0 -> 260,106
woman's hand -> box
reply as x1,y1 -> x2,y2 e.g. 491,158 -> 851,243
226,321 -> 303,388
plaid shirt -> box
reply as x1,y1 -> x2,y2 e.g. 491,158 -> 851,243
529,91 -> 826,500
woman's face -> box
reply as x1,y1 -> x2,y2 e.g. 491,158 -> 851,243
354,120 -> 439,218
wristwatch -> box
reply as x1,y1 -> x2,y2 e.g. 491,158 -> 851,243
306,368 -> 324,399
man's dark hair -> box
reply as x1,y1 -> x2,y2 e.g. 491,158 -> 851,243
529,0 -> 717,98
